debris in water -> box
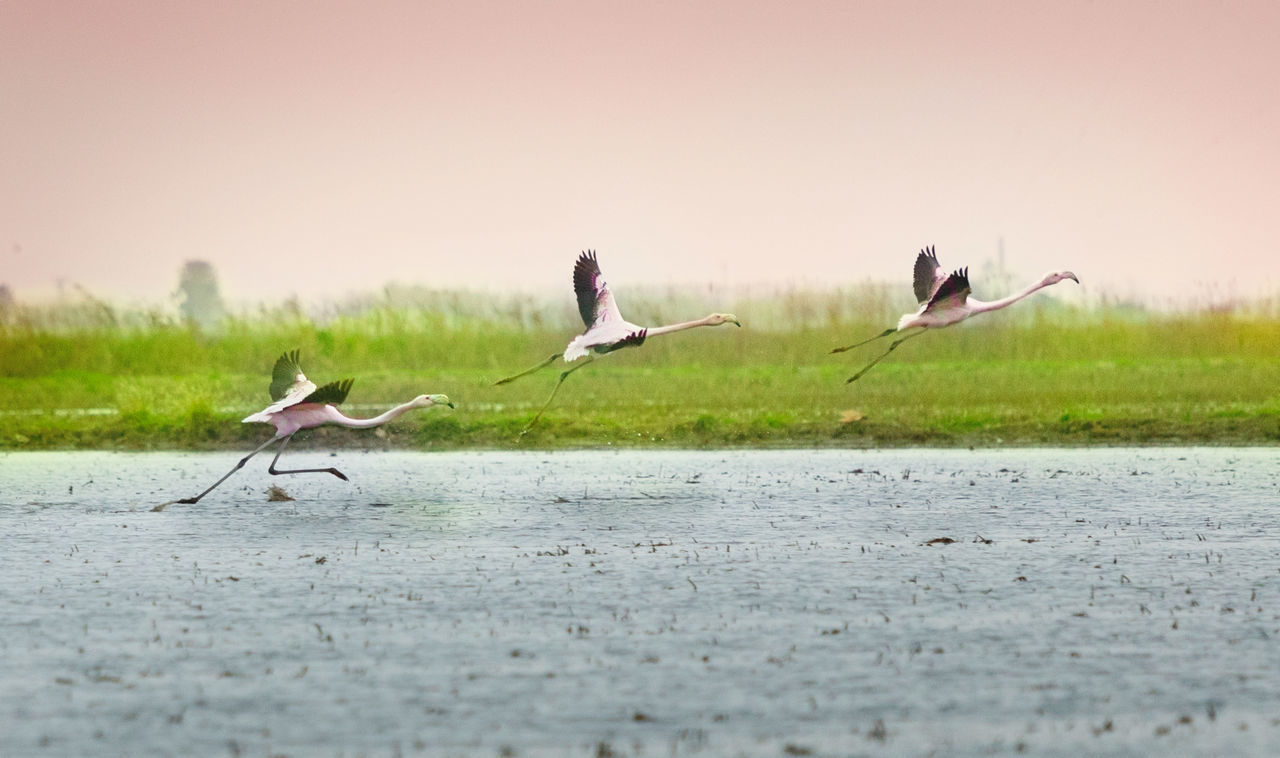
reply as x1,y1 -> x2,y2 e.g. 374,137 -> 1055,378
868,719 -> 887,743
267,485 -> 295,502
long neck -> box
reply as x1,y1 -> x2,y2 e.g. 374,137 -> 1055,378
329,400 -> 421,429
969,276 -> 1057,315
645,315 -> 720,338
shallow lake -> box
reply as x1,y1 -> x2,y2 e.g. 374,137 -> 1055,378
2,447 -> 1278,757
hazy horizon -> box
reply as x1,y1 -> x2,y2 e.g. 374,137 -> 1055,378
4,1 -> 1278,306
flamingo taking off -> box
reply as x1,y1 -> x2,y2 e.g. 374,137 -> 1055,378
495,250 -> 740,432
832,245 -> 1078,382
158,350 -> 453,508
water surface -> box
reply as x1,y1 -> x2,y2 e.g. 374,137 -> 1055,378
2,448 -> 1278,756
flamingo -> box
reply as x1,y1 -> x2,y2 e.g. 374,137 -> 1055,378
832,246 -> 1078,383
159,350 -> 453,508
495,250 -> 740,432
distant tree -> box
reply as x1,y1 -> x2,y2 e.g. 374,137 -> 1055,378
175,260 -> 227,332
0,283 -> 13,325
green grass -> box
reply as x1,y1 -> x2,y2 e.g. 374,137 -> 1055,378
3,296 -> 1279,449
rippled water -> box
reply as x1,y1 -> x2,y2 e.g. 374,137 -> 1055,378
2,448 -> 1278,757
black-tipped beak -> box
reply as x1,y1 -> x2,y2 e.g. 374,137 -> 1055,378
447,402 -> 456,409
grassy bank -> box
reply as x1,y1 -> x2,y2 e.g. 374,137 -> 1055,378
3,297 -> 1279,449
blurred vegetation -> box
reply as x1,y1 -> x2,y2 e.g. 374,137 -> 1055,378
2,283 -> 1278,449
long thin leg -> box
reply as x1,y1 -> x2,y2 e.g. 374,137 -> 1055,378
519,357 -> 594,436
267,434 -> 350,481
830,327 -> 896,354
846,330 -> 928,383
494,353 -> 562,385
154,436 -> 283,510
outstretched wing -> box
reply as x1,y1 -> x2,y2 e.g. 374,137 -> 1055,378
254,351 -> 319,417
301,378 -> 354,406
573,250 -> 625,328
912,245 -> 947,304
269,350 -> 307,401
926,267 -> 971,311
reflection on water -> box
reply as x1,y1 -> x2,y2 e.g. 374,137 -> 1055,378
1,448 -> 1278,756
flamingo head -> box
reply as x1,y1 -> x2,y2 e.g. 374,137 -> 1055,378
412,393 -> 455,409
707,313 -> 741,327
1046,271 -> 1079,285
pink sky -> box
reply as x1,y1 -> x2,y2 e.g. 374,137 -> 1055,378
2,1 -> 1277,305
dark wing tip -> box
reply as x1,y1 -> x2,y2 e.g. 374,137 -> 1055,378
595,328 -> 647,354
574,250 -> 599,279
616,328 -> 647,350
573,250 -> 605,327
269,349 -> 305,401
276,349 -> 301,370
912,246 -> 943,303
303,377 -> 355,406
927,267 -> 972,308
574,250 -> 600,277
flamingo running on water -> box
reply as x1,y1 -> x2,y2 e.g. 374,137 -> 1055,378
158,350 -> 453,508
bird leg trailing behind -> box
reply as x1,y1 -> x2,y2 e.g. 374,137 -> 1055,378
519,357 -> 595,436
154,431 -> 354,511
153,436 -> 282,510
846,329 -> 927,383
830,328 -> 897,354
494,353 -> 562,386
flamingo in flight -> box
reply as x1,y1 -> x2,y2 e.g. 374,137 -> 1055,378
832,245 -> 1078,383
495,250 -> 740,432
159,350 -> 453,508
